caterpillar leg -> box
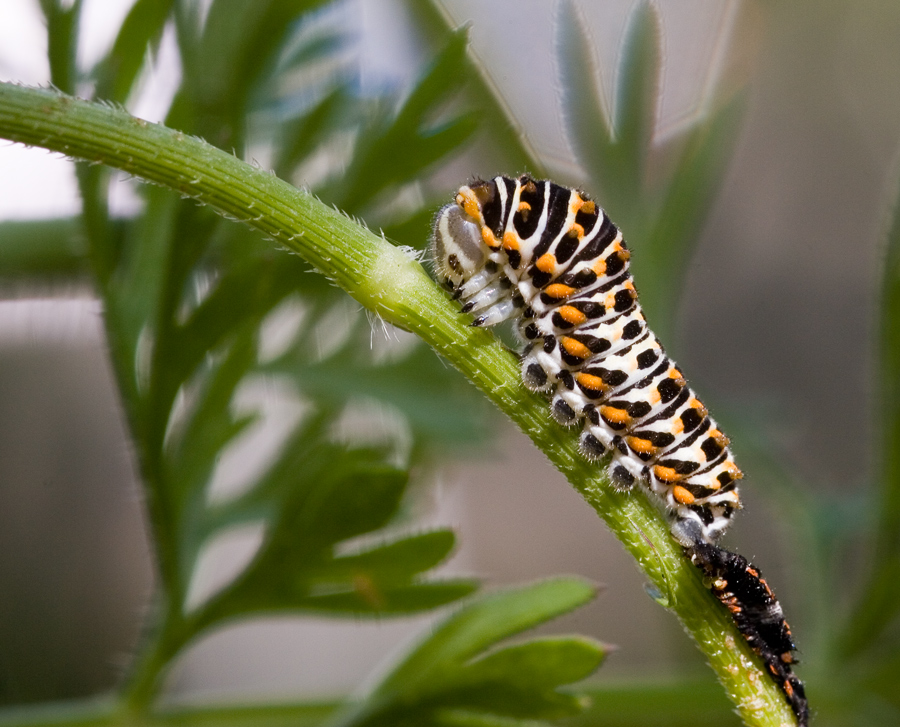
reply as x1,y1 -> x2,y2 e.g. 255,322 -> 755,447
551,377 -> 587,426
521,345 -> 557,392
605,448 -> 642,490
579,430 -> 607,460
670,512 -> 707,547
470,296 -> 521,327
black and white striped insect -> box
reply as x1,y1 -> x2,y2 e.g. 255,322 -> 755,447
431,174 -> 807,726
431,174 -> 741,547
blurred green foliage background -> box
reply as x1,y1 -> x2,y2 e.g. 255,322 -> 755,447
2,1 -> 900,725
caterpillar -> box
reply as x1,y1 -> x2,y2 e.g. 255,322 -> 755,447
432,174 -> 740,547
431,174 -> 807,726
691,542 -> 809,725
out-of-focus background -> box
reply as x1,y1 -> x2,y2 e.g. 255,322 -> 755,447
1,0 -> 898,711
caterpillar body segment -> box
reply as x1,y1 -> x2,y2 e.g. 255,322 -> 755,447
432,175 -> 741,547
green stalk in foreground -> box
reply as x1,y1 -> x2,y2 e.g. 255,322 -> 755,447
0,82 -> 797,727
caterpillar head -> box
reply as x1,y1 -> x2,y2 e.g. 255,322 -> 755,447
430,194 -> 488,291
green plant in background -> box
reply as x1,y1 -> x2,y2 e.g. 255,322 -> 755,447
1,1 -> 900,726
2,1 -> 608,725
553,1 -> 743,341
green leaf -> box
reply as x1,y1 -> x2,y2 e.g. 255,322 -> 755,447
556,0 -> 661,226
40,0 -> 83,94
300,581 -> 479,615
190,434 -> 473,625
267,339 -> 494,449
404,0 -> 545,175
112,187 -> 180,349
180,0 -> 330,146
610,1 -> 660,214
462,638 -> 603,689
164,336 -> 260,586
274,86 -> 349,177
164,252 -> 300,400
555,0 -> 615,199
374,578 -> 598,696
331,530 -> 459,579
341,579 -> 603,727
276,27 -> 349,76
333,28 -> 479,213
93,0 -> 175,103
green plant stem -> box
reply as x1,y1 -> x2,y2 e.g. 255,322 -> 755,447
120,611 -> 191,711
0,82 -> 797,727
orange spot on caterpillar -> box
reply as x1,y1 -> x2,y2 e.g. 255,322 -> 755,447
561,337 -> 592,359
558,305 -> 587,325
568,223 -> 585,238
457,188 -> 481,221
576,372 -> 609,392
626,436 -> 656,455
689,398 -> 708,418
535,253 -> 556,272
545,283 -> 575,299
600,405 -> 631,426
592,257 -> 607,276
653,465 -> 680,483
481,226 -> 499,249
672,485 -> 695,504
503,231 -> 519,250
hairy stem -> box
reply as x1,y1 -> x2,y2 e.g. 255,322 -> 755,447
0,82 -> 796,727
